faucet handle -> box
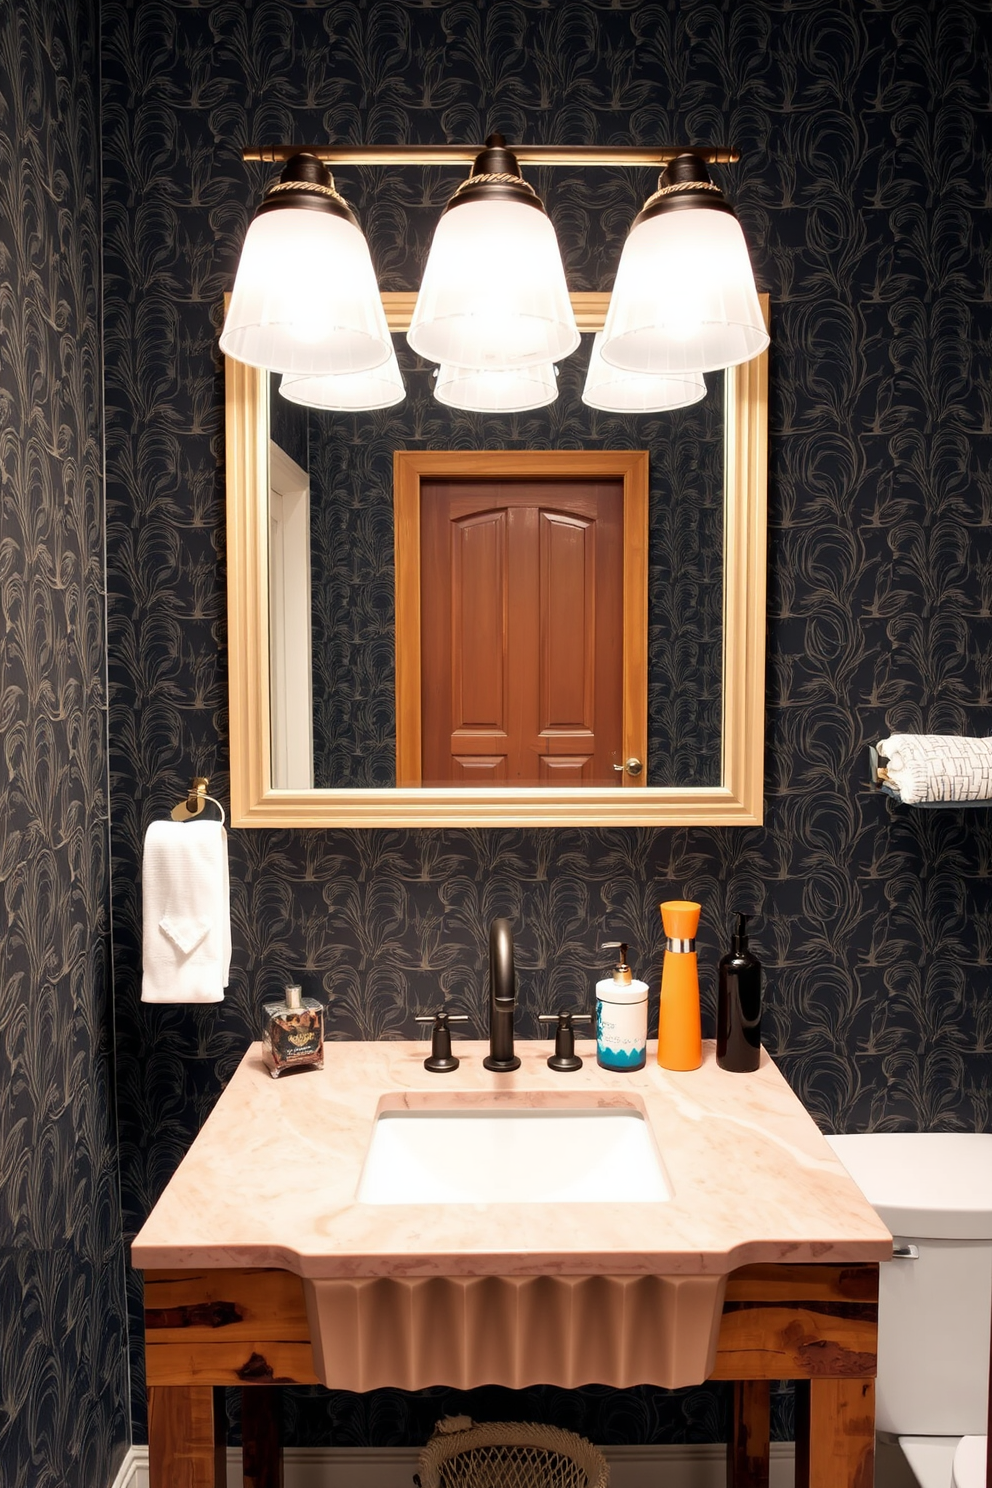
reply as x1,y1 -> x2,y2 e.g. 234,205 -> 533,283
415,1009 -> 468,1074
538,1009 -> 591,1073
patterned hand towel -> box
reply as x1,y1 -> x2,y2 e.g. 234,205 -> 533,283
878,734 -> 992,805
141,819 -> 232,1002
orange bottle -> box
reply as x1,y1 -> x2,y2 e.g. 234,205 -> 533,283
657,900 -> 702,1071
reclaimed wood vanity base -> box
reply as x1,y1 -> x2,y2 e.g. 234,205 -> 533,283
144,1262 -> 878,1488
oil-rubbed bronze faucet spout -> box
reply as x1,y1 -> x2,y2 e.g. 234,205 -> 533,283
483,917 -> 520,1072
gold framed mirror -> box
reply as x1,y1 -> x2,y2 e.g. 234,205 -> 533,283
225,294 -> 768,828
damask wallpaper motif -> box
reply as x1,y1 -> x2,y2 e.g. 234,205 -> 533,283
101,0 -> 992,1451
0,0 -> 129,1482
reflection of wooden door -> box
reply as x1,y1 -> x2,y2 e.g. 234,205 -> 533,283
395,450 -> 648,789
420,482 -> 624,784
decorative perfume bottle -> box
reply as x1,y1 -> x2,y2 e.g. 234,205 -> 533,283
262,983 -> 324,1078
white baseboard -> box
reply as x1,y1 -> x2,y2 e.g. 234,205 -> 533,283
113,1440 -> 798,1488
109,1448 -> 143,1488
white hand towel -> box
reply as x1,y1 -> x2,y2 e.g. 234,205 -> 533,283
878,733 -> 992,805
141,819 -> 232,1003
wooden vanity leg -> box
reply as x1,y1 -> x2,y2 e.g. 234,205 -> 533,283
147,1384 -> 225,1488
794,1380 -> 810,1488
794,1379 -> 874,1488
242,1385 -> 284,1488
728,1380 -> 770,1488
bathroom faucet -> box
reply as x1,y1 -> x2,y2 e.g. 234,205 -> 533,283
483,917 -> 520,1072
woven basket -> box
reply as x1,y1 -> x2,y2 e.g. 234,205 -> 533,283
416,1420 -> 609,1488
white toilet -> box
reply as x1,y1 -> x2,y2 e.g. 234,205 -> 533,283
827,1134 -> 992,1488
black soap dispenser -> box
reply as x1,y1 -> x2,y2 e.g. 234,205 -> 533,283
716,913 -> 761,1072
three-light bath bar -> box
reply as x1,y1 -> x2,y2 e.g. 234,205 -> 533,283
219,138 -> 769,414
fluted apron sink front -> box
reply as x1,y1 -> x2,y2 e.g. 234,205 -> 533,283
303,1094 -> 727,1392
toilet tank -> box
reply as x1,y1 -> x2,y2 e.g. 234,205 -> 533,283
827,1133 -> 992,1437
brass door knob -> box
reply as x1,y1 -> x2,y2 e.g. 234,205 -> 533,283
613,757 -> 643,777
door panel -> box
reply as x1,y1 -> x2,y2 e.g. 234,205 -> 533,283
452,510 -> 507,731
540,511 -> 595,733
539,755 -> 596,783
421,480 -> 624,786
452,755 -> 507,782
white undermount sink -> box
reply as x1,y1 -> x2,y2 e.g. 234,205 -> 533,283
357,1105 -> 672,1204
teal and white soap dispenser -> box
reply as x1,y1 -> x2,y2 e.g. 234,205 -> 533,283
596,942 -> 649,1072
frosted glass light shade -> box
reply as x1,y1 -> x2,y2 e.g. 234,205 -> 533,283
600,208 -> 769,376
219,207 -> 392,377
408,199 -> 579,370
582,334 -> 707,413
279,349 -> 405,411
433,360 -> 558,413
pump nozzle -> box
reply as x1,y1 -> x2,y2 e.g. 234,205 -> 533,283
601,941 -> 632,986
731,913 -> 749,953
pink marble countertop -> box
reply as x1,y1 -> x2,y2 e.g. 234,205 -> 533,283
131,1039 -> 892,1278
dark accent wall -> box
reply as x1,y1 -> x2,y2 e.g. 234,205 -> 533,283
101,0 -> 992,1451
0,0 -> 129,1481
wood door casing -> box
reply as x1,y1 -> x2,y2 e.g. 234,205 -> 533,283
420,482 -> 624,785
395,451 -> 648,789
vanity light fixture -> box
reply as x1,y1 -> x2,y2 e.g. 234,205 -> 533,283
219,153 -> 392,377
582,333 -> 706,413
406,134 -> 579,372
599,153 -> 769,376
433,360 -> 558,413
279,348 -> 406,412
232,142 -> 760,410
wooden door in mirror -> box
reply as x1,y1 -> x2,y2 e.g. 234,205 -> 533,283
395,453 -> 647,789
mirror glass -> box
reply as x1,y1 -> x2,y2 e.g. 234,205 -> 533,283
225,296 -> 767,828
267,361 -> 723,792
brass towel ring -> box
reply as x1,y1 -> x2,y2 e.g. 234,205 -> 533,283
170,777 -> 226,826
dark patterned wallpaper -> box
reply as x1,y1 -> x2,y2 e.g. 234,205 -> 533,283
101,0 -> 992,1451
0,0 -> 129,1482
